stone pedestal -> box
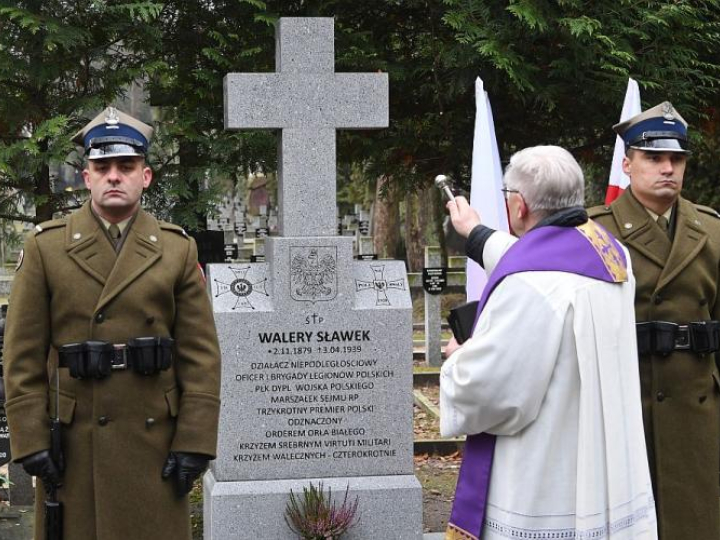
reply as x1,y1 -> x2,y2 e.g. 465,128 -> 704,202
204,474 -> 421,539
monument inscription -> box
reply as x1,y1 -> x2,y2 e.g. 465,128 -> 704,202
209,256 -> 411,482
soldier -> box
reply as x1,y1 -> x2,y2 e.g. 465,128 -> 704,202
2,107 -> 222,540
588,102 -> 720,539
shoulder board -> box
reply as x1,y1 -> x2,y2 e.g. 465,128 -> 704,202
159,221 -> 189,238
587,205 -> 612,219
695,204 -> 720,219
34,218 -> 67,235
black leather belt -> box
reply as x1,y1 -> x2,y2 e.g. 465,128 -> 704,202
58,337 -> 174,379
636,321 -> 720,356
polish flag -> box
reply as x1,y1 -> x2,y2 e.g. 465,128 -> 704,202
605,78 -> 641,204
467,77 -> 508,301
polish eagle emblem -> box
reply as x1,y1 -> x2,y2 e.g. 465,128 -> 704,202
290,247 -> 337,302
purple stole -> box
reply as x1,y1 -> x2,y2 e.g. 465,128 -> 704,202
446,220 -> 627,540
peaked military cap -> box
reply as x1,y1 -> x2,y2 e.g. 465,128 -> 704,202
613,101 -> 689,154
72,106 -> 154,160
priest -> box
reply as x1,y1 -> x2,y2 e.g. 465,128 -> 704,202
441,145 -> 657,539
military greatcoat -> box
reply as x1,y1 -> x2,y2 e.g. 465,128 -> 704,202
589,190 -> 720,540
3,202 -> 221,540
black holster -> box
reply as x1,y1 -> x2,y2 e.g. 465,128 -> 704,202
689,321 -> 720,354
59,341 -> 114,379
126,337 -> 173,375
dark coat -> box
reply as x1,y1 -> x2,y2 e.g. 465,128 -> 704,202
589,190 -> 720,540
3,202 -> 221,540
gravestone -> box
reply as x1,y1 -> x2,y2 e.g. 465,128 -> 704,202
205,17 -> 422,539
357,236 -> 376,260
423,247 -> 443,366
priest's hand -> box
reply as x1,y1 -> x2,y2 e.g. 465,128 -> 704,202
444,336 -> 461,358
446,196 -> 481,238
162,451 -> 212,497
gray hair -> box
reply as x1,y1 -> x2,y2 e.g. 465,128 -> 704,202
504,145 -> 584,214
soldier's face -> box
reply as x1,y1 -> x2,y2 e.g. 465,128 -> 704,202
623,150 -> 686,210
83,157 -> 152,221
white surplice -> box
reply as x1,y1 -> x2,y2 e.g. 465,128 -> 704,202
441,231 -> 657,539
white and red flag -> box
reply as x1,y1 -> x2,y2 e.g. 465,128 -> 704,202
466,77 -> 508,301
605,78 -> 641,204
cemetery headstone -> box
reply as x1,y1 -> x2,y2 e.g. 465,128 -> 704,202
357,236 -> 376,261
422,268 -> 447,295
424,247 -> 443,367
357,207 -> 371,236
224,243 -> 239,263
206,17 -> 422,539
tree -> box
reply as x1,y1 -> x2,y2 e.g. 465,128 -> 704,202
306,0 -> 720,204
0,0 -> 162,223
143,0 -> 277,229
440,0 -> 720,202
3,0 -> 720,245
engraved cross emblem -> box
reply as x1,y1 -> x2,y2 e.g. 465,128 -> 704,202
213,266 -> 269,310
355,265 -> 406,306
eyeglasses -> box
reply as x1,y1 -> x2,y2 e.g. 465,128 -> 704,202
501,186 -> 521,200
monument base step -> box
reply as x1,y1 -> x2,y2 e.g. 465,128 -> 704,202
204,471 -> 423,539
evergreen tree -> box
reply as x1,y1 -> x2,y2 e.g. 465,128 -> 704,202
0,0 -> 162,223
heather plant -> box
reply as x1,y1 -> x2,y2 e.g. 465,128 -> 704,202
284,482 -> 359,540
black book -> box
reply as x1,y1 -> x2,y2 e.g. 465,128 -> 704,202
447,300 -> 479,345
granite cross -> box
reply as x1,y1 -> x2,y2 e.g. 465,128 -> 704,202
224,17 -> 388,237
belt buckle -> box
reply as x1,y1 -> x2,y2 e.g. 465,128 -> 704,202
675,325 -> 691,350
112,344 -> 128,369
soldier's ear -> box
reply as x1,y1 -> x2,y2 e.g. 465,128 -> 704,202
622,155 -> 632,176
82,168 -> 91,190
142,166 -> 153,189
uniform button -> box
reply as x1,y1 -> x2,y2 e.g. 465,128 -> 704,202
146,316 -> 155,325
146,418 -> 155,428
98,416 -> 110,426
653,295 -> 663,305
656,392 -> 665,402
95,312 -> 105,323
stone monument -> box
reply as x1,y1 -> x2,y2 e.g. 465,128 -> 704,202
203,17 -> 423,539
